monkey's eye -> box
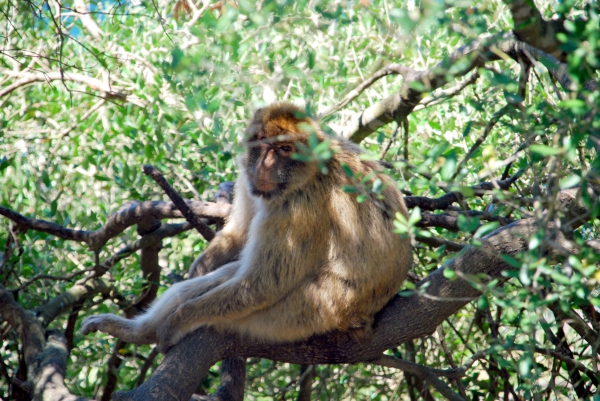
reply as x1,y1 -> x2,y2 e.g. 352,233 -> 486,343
279,145 -> 294,153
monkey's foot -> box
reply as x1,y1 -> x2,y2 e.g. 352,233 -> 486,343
80,314 -> 119,335
80,313 -> 157,344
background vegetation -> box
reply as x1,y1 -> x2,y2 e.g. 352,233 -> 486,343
0,0 -> 599,400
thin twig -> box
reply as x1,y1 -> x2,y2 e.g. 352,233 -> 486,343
143,165 -> 215,241
414,71 -> 481,111
320,63 -> 413,118
451,106 -> 510,180
373,355 -> 467,401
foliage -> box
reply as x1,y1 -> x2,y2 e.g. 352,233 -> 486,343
0,0 -> 599,400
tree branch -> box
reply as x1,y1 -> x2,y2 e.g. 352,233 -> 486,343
320,63 -> 413,118
35,279 -> 111,327
502,0 -> 566,61
0,198 -> 230,252
415,235 -> 465,252
342,34 -> 501,142
73,0 -> 104,39
0,71 -> 145,106
143,165 -> 216,242
0,285 -> 92,400
341,32 -> 591,143
413,71 -> 481,111
374,355 -> 466,401
404,170 -> 523,211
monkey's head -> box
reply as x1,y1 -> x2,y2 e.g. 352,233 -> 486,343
243,103 -> 323,201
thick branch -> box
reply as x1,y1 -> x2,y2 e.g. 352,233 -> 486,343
32,330 -> 91,401
0,205 -> 91,242
0,286 -> 91,400
502,0 -> 566,61
191,356 -> 246,401
342,34 -> 499,142
414,71 -> 481,111
0,285 -> 44,368
417,211 -> 513,232
0,199 -> 230,252
113,219 -> 563,400
35,279 -> 110,327
404,172 -> 522,211
73,0 -> 103,39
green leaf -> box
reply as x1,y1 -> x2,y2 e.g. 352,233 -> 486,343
443,269 -> 456,279
41,170 -> 51,187
559,99 -> 588,115
500,254 -> 521,268
341,163 -> 354,178
530,145 -> 561,156
473,222 -> 499,238
551,272 -> 573,285
477,295 -> 488,309
440,153 -> 456,181
0,156 -> 11,172
457,214 -> 479,233
559,174 -> 581,189
408,208 -> 421,225
94,174 -> 111,182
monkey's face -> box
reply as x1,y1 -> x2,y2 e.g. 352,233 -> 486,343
245,134 -> 317,200
243,104 -> 322,201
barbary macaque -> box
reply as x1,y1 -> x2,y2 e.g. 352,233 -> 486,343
81,103 -> 411,351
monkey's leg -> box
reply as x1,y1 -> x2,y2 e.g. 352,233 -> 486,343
81,261 -> 241,344
156,268 -> 298,350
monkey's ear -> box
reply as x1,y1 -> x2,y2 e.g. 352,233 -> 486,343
253,107 -> 266,122
244,108 -> 265,141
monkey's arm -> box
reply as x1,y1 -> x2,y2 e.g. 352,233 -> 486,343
189,173 -> 255,277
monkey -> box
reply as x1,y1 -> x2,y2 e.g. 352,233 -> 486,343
80,103 -> 411,352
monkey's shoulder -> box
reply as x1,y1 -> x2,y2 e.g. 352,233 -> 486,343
330,138 -> 386,174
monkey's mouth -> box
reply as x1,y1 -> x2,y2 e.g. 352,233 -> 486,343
250,182 -> 288,199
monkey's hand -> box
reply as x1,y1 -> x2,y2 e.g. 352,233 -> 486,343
80,313 -> 157,344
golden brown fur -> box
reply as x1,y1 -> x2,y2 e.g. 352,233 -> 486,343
81,103 -> 411,351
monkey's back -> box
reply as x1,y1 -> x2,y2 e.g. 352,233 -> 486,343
223,140 -> 411,343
